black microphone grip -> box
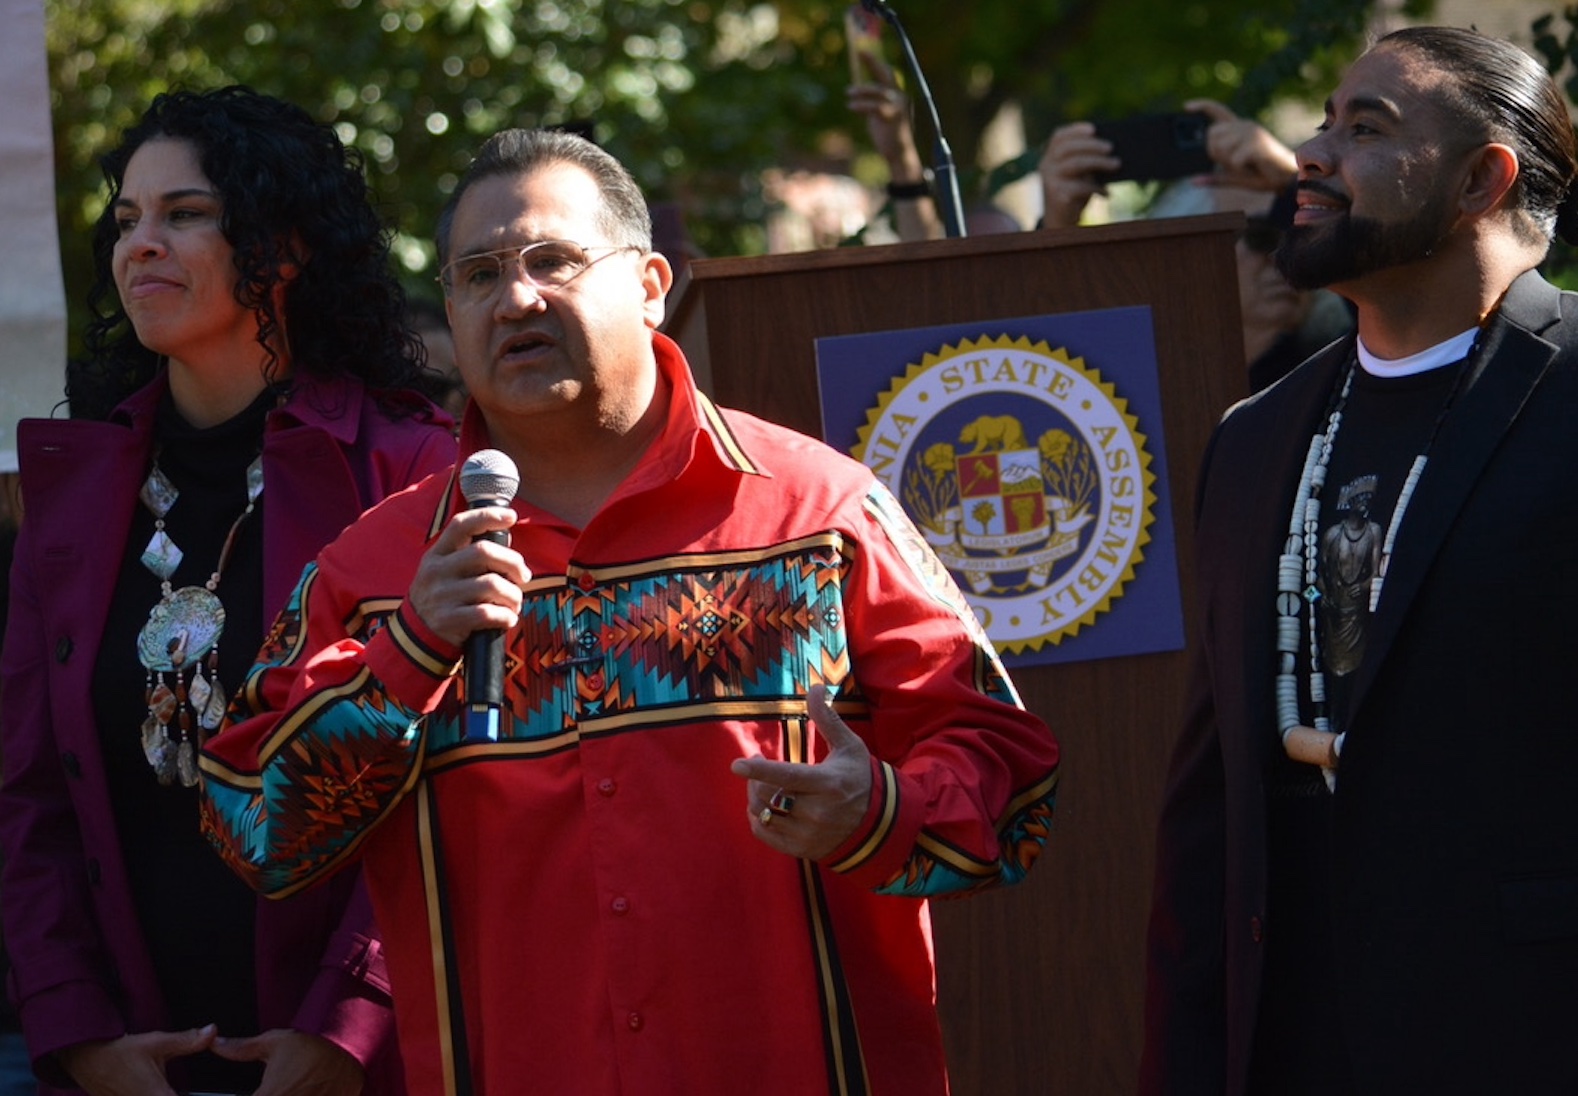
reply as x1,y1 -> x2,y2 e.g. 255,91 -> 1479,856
463,523 -> 509,714
456,449 -> 521,739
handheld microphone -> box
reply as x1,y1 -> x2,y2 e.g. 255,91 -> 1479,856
457,448 -> 520,742
859,0 -> 967,237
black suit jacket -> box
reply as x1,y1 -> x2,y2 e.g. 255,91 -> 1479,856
1140,269 -> 1578,1095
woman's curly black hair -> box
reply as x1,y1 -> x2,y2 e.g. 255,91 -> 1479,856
69,85 -> 440,420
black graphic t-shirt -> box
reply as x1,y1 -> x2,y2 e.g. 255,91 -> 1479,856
1315,360 -> 1466,729
1250,354 -> 1468,1094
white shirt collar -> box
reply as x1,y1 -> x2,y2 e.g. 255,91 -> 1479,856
1356,327 -> 1478,378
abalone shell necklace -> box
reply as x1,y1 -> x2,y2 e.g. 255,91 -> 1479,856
135,447 -> 263,787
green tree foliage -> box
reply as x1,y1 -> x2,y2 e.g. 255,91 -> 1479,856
47,0 -> 1402,336
882,0 -> 1386,196
49,0 -> 857,312
1530,5 -> 1578,287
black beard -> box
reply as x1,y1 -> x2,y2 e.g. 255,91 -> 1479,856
1274,205 -> 1454,291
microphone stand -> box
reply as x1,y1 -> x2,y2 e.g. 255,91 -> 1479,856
862,0 -> 967,237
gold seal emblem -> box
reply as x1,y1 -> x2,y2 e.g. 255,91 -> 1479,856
854,335 -> 1156,654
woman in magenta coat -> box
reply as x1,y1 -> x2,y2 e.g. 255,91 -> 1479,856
0,87 -> 455,1096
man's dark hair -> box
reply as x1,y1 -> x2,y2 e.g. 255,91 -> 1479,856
72,85 -> 433,419
434,128 -> 652,267
1379,26 -> 1578,247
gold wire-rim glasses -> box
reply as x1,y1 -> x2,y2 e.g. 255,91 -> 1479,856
437,239 -> 641,306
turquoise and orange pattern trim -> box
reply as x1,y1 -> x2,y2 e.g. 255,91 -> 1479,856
205,518 -> 1055,899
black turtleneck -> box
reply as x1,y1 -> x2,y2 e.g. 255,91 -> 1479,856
93,386 -> 273,1092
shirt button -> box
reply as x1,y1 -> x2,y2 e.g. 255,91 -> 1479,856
627,1012 -> 644,1031
597,778 -> 617,797
611,897 -> 630,915
54,637 -> 73,663
61,752 -> 82,779
578,571 -> 596,590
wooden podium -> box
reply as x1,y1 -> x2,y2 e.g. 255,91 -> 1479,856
663,215 -> 1247,1095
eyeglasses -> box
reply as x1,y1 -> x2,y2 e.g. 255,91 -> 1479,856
438,239 -> 639,306
1239,216 -> 1284,256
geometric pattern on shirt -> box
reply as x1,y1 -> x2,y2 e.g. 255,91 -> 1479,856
205,538 -> 857,894
202,530 -> 1054,901
431,531 -> 858,749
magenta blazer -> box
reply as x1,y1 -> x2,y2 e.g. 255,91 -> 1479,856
0,369 -> 455,1091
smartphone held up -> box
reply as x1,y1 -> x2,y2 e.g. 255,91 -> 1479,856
845,4 -> 885,83
1092,110 -> 1213,183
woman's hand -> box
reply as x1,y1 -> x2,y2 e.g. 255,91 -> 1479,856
57,1026 -> 217,1096
213,1028 -> 365,1096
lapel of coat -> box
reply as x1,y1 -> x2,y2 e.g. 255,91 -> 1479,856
1345,271 -> 1562,718
17,410 -> 152,758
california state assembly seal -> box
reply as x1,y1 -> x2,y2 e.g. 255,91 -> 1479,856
853,334 -> 1157,654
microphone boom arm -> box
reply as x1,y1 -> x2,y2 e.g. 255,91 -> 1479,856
863,0 -> 967,237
